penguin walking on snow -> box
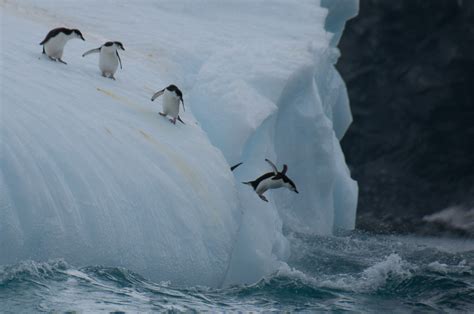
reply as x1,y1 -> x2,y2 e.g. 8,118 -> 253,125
151,85 -> 185,125
82,41 -> 125,80
40,27 -> 85,64
243,159 -> 298,202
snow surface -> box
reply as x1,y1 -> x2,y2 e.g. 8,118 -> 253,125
0,0 -> 358,286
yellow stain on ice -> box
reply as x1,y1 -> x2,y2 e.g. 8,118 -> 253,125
96,87 -> 140,109
96,87 -> 161,126
137,129 -> 202,193
137,132 -> 220,227
98,88 -> 205,199
96,87 -> 218,222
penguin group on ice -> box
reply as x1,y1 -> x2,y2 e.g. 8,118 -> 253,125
39,27 -> 299,202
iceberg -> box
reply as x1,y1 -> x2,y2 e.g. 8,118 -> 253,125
0,0 -> 358,286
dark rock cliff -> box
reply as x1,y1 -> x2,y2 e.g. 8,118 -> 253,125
337,0 -> 474,236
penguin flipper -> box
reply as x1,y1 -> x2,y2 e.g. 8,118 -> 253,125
82,47 -> 101,57
151,89 -> 165,101
181,98 -> 185,112
42,46 -> 45,54
265,158 -> 278,175
116,51 -> 122,70
230,162 -> 243,171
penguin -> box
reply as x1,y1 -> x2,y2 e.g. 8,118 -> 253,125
243,159 -> 298,202
151,85 -> 185,125
82,41 -> 125,80
40,27 -> 85,64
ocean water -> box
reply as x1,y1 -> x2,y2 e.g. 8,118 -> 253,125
1,232 -> 473,312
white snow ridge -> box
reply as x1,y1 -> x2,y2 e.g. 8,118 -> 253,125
0,0 -> 358,287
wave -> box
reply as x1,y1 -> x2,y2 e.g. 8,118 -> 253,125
1,233 -> 473,312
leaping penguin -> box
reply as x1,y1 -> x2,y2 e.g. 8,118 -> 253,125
40,27 -> 85,64
151,85 -> 185,125
243,159 -> 298,202
82,41 -> 125,80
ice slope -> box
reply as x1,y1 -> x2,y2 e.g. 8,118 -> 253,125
1,0 -> 358,286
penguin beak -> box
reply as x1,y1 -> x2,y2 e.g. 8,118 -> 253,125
294,189 -> 299,194
80,35 -> 85,41
120,46 -> 125,51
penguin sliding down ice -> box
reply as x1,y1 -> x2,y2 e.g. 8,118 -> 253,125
151,85 -> 185,125
40,27 -> 85,64
82,41 -> 125,80
243,159 -> 298,202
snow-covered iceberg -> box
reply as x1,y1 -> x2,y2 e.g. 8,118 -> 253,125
0,0 -> 358,286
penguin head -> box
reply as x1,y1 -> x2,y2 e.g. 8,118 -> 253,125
72,29 -> 85,41
104,41 -> 125,51
283,176 -> 298,194
166,85 -> 184,104
166,85 -> 182,97
114,41 -> 125,51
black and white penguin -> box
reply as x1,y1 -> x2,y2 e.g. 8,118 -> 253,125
243,159 -> 298,202
82,41 -> 125,80
40,27 -> 85,64
151,85 -> 185,125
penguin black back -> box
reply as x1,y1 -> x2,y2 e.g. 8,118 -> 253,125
40,27 -> 84,45
244,172 -> 275,190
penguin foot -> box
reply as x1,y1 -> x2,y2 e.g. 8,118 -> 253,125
102,72 -> 107,77
159,112 -> 166,116
169,118 -> 177,124
259,194 -> 269,202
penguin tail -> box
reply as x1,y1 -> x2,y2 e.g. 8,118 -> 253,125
230,162 -> 243,171
242,181 -> 256,188
177,115 -> 185,124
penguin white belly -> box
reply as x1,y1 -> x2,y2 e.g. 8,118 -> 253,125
256,178 -> 284,195
44,34 -> 68,58
99,51 -> 119,75
162,92 -> 180,118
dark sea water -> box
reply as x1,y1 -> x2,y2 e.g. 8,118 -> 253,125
1,232 -> 473,312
